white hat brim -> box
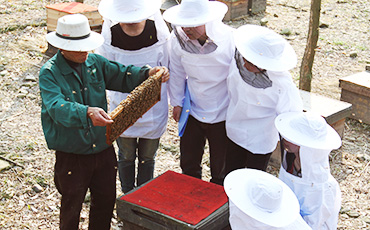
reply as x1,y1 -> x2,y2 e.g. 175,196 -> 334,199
275,112 -> 342,150
224,169 -> 300,227
46,31 -> 104,52
98,0 -> 161,23
234,25 -> 297,72
163,1 -> 227,27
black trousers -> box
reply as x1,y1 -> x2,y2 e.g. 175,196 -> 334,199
225,137 -> 272,176
54,146 -> 117,230
180,116 -> 227,185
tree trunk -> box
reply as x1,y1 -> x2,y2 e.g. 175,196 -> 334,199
299,0 -> 321,92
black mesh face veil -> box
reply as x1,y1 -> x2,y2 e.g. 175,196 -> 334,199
234,48 -> 272,89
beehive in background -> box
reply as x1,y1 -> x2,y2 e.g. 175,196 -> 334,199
160,0 -> 266,21
340,69 -> 370,124
217,0 -> 266,20
46,2 -> 102,33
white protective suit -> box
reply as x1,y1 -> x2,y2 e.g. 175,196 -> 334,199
96,11 -> 170,138
168,19 -> 235,124
226,64 -> 303,154
279,147 -> 341,230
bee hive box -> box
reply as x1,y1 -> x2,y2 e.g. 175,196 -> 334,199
117,171 -> 230,230
339,70 -> 370,124
217,0 -> 266,20
46,2 -> 102,33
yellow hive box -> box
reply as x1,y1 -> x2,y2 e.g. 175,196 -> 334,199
46,2 -> 102,33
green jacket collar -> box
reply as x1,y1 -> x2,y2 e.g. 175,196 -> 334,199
85,54 -> 95,68
55,50 -> 74,76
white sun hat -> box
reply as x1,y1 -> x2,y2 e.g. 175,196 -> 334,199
98,0 -> 162,23
46,14 -> 104,52
234,24 -> 297,72
162,0 -> 228,27
224,168 -> 300,228
275,111 -> 342,150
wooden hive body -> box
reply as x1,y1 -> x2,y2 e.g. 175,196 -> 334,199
116,171 -> 230,230
46,2 -> 102,33
340,70 -> 370,124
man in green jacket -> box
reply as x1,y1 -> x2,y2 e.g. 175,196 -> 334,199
39,14 -> 169,230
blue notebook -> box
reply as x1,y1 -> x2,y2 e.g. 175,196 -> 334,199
178,82 -> 191,137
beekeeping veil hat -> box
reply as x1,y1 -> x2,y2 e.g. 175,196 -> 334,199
234,24 -> 297,72
224,168 -> 300,228
98,0 -> 162,23
275,111 -> 342,150
276,112 -> 342,229
163,0 -> 230,54
97,0 -> 169,48
46,14 -> 104,52
162,0 -> 227,27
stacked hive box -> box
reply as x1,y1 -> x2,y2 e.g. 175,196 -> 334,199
45,2 -> 103,56
117,171 -> 230,230
46,2 -> 102,33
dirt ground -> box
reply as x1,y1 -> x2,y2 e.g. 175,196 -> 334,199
0,0 -> 369,229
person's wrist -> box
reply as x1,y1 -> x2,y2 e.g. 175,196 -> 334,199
146,66 -> 153,78
145,69 -> 150,78
87,107 -> 94,118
